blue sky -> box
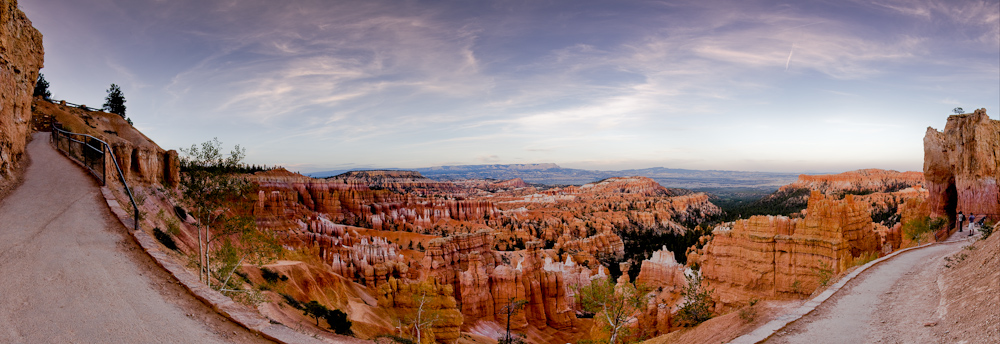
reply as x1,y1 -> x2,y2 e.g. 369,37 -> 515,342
20,0 -> 1000,173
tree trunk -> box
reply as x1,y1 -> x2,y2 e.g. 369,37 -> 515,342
198,225 -> 205,282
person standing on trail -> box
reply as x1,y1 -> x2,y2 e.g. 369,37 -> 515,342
957,211 -> 965,232
968,214 -> 976,236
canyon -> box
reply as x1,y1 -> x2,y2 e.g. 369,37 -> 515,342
244,167 -> 721,342
33,95 -> 997,344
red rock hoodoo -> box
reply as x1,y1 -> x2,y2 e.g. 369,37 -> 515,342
696,191 -> 880,307
923,109 -> 1000,226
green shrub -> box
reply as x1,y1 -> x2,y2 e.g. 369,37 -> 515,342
902,216 -> 945,243
261,267 -> 287,283
324,308 -> 354,336
280,293 -> 303,310
675,271 -> 713,326
850,251 -> 879,267
814,260 -> 833,287
981,221 -> 995,240
738,298 -> 759,323
153,227 -> 179,251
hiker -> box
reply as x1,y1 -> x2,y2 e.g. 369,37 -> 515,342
957,211 -> 965,232
968,214 -> 976,236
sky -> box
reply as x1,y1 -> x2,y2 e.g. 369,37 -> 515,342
20,0 -> 1000,174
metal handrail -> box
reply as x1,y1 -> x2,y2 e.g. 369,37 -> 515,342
50,125 -> 140,231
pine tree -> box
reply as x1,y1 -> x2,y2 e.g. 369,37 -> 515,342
102,83 -> 127,118
34,73 -> 51,100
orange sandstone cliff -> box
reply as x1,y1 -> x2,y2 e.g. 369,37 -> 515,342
695,191 -> 880,307
923,109 -> 1000,225
0,0 -> 43,187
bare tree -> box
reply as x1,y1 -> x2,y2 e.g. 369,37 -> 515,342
497,297 -> 528,344
576,278 -> 652,344
401,283 -> 441,343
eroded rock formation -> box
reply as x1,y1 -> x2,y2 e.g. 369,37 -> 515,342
0,0 -> 43,184
923,109 -> 1000,224
696,191 -> 880,307
784,169 -> 924,195
32,100 -> 180,187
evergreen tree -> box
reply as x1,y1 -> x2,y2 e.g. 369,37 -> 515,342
34,73 -> 51,100
102,83 -> 127,118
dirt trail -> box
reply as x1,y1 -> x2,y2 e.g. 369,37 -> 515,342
0,133 -> 271,343
764,232 -> 976,344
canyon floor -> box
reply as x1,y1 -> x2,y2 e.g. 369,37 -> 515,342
0,133 -> 270,344
764,231 -> 991,344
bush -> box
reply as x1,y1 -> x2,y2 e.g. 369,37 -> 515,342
153,227 -> 179,251
675,270 -> 713,326
302,300 -> 354,335
280,293 -> 303,310
261,267 -> 287,283
980,221 -> 995,240
902,216 -> 945,243
814,260 -> 834,287
849,251 -> 879,267
738,298 -> 759,323
324,309 -> 354,336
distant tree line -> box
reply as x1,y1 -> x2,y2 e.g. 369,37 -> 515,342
713,187 -> 811,222
599,222 -> 711,282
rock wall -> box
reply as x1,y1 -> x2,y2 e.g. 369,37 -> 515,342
697,191 -> 880,307
923,109 -> 1000,224
32,100 -> 180,187
0,0 -> 43,184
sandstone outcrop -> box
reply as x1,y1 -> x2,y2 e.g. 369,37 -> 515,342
634,245 -> 686,290
0,0 -> 43,185
33,100 -> 180,187
783,169 -> 924,195
378,278 -> 464,343
923,109 -> 1000,226
633,246 -> 687,336
251,168 -> 498,234
696,191 -> 880,307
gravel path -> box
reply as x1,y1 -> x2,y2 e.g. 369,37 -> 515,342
764,233 -> 972,344
0,133 -> 271,343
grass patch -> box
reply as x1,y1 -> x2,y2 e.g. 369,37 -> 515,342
850,251 -> 879,267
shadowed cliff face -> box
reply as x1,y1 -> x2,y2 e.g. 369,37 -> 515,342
0,0 -> 43,185
924,109 -> 1000,225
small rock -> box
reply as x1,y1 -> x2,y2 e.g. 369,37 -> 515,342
923,321 -> 938,327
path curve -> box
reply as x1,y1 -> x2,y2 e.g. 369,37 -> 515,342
763,233 -> 973,344
0,133 -> 271,343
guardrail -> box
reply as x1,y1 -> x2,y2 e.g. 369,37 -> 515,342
39,97 -> 102,112
50,123 -> 140,231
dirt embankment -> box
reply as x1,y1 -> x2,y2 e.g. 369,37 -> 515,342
936,227 -> 1000,342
